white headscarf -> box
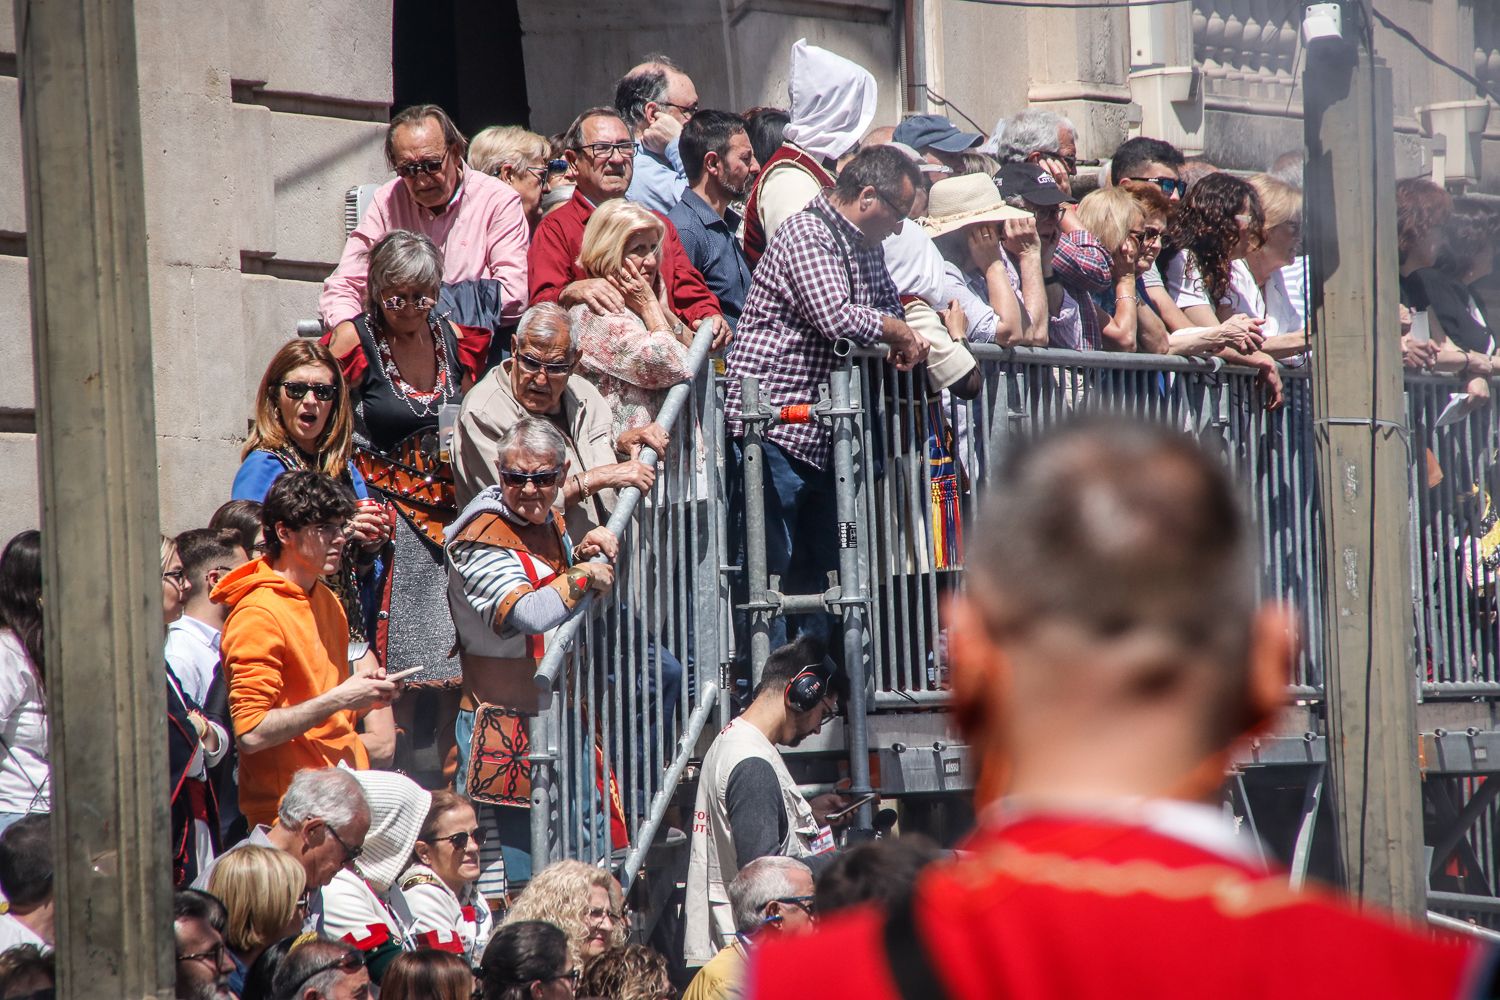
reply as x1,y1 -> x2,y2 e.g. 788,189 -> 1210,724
882,219 -> 948,307
782,38 -> 878,162
347,766 -> 432,894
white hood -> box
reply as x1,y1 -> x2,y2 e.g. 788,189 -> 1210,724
782,38 -> 878,162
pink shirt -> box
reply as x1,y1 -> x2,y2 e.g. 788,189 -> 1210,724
319,170 -> 530,326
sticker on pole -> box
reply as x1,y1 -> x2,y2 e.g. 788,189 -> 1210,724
838,522 -> 857,548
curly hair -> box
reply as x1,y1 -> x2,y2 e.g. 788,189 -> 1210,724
579,944 -> 672,1000
1437,198 -> 1500,279
1165,172 -> 1264,306
260,470 -> 356,561
501,859 -> 626,964
1395,177 -> 1452,266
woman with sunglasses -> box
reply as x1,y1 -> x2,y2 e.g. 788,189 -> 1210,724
233,338 -> 396,765
388,790 -> 494,969
1073,186 -> 1160,353
471,126 -> 556,233
480,921 -> 578,1000
571,199 -> 693,445
324,229 -> 491,704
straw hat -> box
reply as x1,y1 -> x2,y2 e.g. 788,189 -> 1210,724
921,173 -> 1031,239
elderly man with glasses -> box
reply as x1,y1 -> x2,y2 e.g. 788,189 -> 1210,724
528,106 -> 730,349
271,939 -> 372,1000
615,55 -> 701,213
320,103 -> 532,347
453,302 -> 661,539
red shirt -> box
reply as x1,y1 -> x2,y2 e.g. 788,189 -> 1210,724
749,811 -> 1490,1000
527,191 -> 721,324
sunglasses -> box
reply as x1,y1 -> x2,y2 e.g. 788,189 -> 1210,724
428,827 -> 486,850
775,895 -> 817,915
1129,175 -> 1188,198
177,943 -> 226,968
291,953 -> 365,995
500,468 -> 563,489
395,154 -> 446,178
326,823 -> 364,866
380,294 -> 437,313
584,905 -> 626,924
1128,227 -> 1165,245
279,380 -> 338,402
515,352 -> 574,377
575,140 -> 636,160
1035,150 -> 1078,174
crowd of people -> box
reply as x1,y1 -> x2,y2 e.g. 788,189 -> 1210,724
3,33 -> 1500,1000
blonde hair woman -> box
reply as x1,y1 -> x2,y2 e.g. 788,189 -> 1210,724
1075,187 -> 1150,352
471,125 -> 553,230
502,859 -> 627,964
1235,174 -> 1307,359
570,199 -> 693,442
207,845 -> 307,992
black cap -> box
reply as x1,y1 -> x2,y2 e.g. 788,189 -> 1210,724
993,160 -> 1069,207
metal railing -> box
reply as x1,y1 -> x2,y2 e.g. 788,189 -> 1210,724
527,322 -> 730,889
836,343 -> 1327,703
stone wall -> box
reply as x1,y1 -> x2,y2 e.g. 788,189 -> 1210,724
1,0 -> 392,545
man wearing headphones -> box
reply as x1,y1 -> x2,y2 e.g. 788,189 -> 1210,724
684,637 -> 850,968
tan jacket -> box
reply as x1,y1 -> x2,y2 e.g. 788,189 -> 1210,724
452,360 -> 619,538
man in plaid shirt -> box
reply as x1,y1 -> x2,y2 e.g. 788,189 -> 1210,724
726,145 -> 928,646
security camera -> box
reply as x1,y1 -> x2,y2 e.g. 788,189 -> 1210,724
1302,2 -> 1344,46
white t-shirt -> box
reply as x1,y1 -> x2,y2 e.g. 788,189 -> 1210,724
0,913 -> 45,953
1225,259 -> 1304,339
0,632 -> 49,815
1164,252 -> 1213,311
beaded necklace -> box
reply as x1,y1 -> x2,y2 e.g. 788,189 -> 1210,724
372,313 -> 455,418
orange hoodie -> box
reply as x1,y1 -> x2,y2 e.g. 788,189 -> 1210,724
213,558 -> 369,827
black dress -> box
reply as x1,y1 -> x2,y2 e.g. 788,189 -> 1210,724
349,312 -> 466,683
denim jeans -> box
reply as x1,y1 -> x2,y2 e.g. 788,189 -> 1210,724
730,436 -> 840,652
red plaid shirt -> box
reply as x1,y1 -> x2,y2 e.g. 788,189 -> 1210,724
725,195 -> 900,470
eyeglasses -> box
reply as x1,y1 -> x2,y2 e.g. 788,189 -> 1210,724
775,895 -> 817,915
658,100 -> 699,117
545,968 -> 582,992
290,953 -> 365,995
395,152 -> 447,178
583,905 -> 626,924
1035,150 -> 1078,174
177,942 -> 226,968
163,568 -> 188,588
514,352 -> 575,377
428,827 -> 487,850
575,140 -> 636,161
501,468 -> 563,490
1029,205 -> 1062,223
380,294 -> 437,313
326,823 -> 364,866
1127,227 -> 1165,246
1128,175 -> 1188,198
279,380 -> 339,402
306,521 -> 354,542
872,189 -> 909,218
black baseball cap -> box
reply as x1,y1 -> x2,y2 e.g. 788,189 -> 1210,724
993,161 -> 1069,207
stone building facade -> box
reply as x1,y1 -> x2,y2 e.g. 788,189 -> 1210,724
3,0 -> 1496,542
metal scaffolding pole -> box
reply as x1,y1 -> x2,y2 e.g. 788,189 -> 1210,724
15,0 -> 173,994
1304,8 -> 1425,916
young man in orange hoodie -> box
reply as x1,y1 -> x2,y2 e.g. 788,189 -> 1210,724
214,471 -> 400,828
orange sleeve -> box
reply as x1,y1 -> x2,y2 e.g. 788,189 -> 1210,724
223,605 -> 288,737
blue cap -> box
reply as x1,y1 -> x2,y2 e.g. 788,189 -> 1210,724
893,114 -> 983,154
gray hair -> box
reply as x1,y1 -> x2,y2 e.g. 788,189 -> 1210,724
998,109 -> 1075,163
496,416 -> 568,469
271,939 -> 361,999
729,856 -> 811,932
470,125 -> 551,177
365,230 -> 443,316
277,767 -> 369,831
515,301 -> 580,356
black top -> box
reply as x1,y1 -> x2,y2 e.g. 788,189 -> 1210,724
1406,267 -> 1494,354
724,756 -> 836,875
351,313 -> 465,453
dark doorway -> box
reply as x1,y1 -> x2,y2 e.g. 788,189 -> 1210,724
392,0 -> 531,134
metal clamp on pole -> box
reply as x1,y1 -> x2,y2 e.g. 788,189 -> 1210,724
532,320 -> 716,692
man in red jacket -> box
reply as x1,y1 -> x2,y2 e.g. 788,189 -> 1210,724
750,419 -> 1495,1000
528,105 -> 730,348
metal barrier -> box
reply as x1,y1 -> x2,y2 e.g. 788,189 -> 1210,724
527,322 -> 730,889
834,343 -> 1327,703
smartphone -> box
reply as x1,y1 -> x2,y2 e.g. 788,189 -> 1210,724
383,665 -> 425,682
825,792 -> 879,822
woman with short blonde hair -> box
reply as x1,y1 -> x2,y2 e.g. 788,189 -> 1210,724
1076,187 -> 1143,256
470,125 -> 552,229
502,859 -> 627,965
570,200 -> 693,441
1073,187 -> 1147,350
207,845 -> 307,992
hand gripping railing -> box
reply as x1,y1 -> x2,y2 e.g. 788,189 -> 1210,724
528,319 -> 716,879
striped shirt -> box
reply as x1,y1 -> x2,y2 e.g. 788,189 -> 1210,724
448,540 -> 535,626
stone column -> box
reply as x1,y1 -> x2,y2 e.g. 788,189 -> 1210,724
13,0 -> 173,994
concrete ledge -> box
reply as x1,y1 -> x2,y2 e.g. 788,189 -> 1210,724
0,255 -> 32,412
0,77 -> 23,236
0,432 -> 37,545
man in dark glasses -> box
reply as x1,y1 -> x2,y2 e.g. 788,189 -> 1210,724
269,939 -> 371,1000
320,103 -> 531,358
1109,135 -> 1188,202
